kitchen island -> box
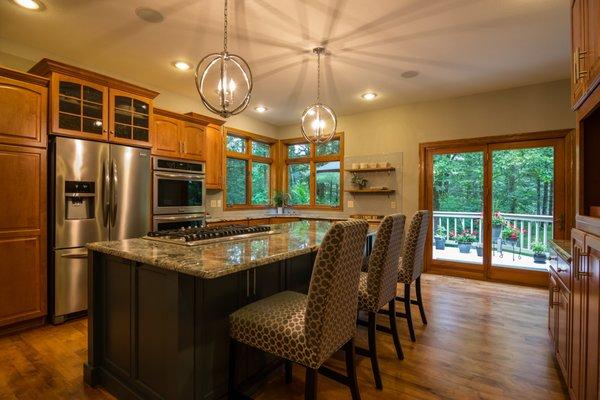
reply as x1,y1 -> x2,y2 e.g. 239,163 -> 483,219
84,220 -> 377,400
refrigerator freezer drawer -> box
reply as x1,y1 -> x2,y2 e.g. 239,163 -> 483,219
54,248 -> 88,319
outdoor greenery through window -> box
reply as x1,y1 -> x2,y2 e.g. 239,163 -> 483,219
284,135 -> 343,209
225,130 -> 274,208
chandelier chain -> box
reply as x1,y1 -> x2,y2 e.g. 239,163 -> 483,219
316,51 -> 321,102
223,0 -> 228,52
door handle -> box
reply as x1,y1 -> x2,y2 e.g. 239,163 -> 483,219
103,161 -> 110,227
111,160 -> 118,227
61,252 -> 88,259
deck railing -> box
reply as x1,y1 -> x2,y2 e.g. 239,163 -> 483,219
433,211 -> 554,251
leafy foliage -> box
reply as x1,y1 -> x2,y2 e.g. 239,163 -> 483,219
226,158 -> 247,205
288,163 -> 310,205
251,162 -> 269,205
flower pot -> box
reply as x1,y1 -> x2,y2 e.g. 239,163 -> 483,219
492,225 -> 502,241
533,253 -> 547,264
277,207 -> 283,215
458,243 -> 472,254
476,246 -> 483,257
434,237 -> 446,250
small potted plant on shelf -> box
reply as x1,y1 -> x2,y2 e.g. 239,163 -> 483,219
501,224 -> 525,246
532,242 -> 547,264
351,174 -> 368,189
492,212 -> 505,241
475,243 -> 484,257
434,226 -> 447,250
450,229 -> 478,254
273,191 -> 286,214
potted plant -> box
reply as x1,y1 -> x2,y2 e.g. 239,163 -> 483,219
492,212 -> 505,241
434,226 -> 447,250
451,229 -> 478,254
532,242 -> 547,264
475,243 -> 483,257
273,191 -> 286,214
501,224 -> 524,246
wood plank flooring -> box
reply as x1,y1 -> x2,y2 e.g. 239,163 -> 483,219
0,274 -> 568,400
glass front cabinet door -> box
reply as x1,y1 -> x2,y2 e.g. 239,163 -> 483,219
51,74 -> 109,140
109,89 -> 152,147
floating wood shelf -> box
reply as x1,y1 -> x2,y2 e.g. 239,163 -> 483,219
345,189 -> 396,194
345,167 -> 395,173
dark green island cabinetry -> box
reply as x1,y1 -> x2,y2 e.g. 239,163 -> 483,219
83,221 -> 376,400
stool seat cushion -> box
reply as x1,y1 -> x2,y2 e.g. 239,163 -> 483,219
230,290 -> 322,368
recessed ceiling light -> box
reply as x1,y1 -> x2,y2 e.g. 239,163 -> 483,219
401,70 -> 419,78
254,106 -> 268,113
361,92 -> 378,101
135,7 -> 164,23
173,61 -> 191,71
11,0 -> 44,10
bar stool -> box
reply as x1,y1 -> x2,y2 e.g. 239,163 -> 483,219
228,220 -> 369,400
395,210 -> 430,342
356,214 -> 406,389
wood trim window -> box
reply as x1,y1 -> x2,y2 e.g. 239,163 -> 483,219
282,133 -> 344,210
224,127 -> 277,209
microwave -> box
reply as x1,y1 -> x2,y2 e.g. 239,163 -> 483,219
153,157 -> 206,215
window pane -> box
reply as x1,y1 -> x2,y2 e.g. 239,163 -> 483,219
316,139 -> 340,156
227,135 -> 246,153
288,163 -> 310,205
288,143 -> 310,158
252,141 -> 270,157
316,161 -> 340,206
226,158 -> 247,205
252,162 -> 270,205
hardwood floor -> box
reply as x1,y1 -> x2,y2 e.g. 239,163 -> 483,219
0,274 -> 567,400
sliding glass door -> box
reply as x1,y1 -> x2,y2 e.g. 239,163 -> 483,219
423,135 -> 567,285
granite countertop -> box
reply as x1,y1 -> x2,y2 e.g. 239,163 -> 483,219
205,213 -> 348,223
87,220 -> 377,279
549,239 -> 572,262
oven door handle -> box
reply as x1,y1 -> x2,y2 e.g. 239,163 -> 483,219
153,214 -> 205,222
154,171 -> 205,181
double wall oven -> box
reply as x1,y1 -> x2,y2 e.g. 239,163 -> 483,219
152,157 -> 206,230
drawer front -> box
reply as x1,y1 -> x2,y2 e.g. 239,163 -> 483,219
549,248 -> 571,290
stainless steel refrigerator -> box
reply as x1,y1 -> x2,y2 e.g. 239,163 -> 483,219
49,137 -> 151,323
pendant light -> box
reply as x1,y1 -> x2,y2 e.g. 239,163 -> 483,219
195,0 -> 252,118
301,47 -> 337,143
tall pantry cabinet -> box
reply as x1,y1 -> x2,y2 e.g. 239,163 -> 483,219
0,67 -> 48,333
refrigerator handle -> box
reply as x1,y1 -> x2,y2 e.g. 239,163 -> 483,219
103,161 -> 110,227
111,160 -> 118,227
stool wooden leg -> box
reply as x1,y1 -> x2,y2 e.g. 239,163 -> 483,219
344,339 -> 361,400
415,276 -> 428,325
305,368 -> 318,400
367,312 -> 383,389
404,283 -> 416,342
228,339 -> 237,399
387,300 -> 404,360
285,360 -> 293,384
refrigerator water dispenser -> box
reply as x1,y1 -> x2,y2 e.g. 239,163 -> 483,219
65,181 -> 95,220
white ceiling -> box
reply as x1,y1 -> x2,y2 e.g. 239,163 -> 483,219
0,0 -> 570,125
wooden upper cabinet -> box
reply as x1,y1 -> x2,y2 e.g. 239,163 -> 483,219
205,124 -> 223,189
51,74 -> 109,141
588,0 -> 600,84
152,114 -> 181,158
108,88 -> 152,147
572,0 -> 587,107
181,122 -> 205,161
28,59 -> 159,144
0,70 -> 47,148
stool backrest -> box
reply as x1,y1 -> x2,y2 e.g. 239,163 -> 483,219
400,210 -> 430,283
305,219 -> 369,361
367,214 -> 406,309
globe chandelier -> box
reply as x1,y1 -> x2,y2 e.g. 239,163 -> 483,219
194,0 -> 252,118
300,47 -> 337,143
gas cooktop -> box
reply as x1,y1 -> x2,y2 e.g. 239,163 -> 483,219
143,224 -> 275,246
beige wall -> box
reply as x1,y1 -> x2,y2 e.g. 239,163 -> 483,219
0,47 -> 279,138
278,80 -> 576,219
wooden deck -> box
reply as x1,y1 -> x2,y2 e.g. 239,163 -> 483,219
0,274 -> 567,400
